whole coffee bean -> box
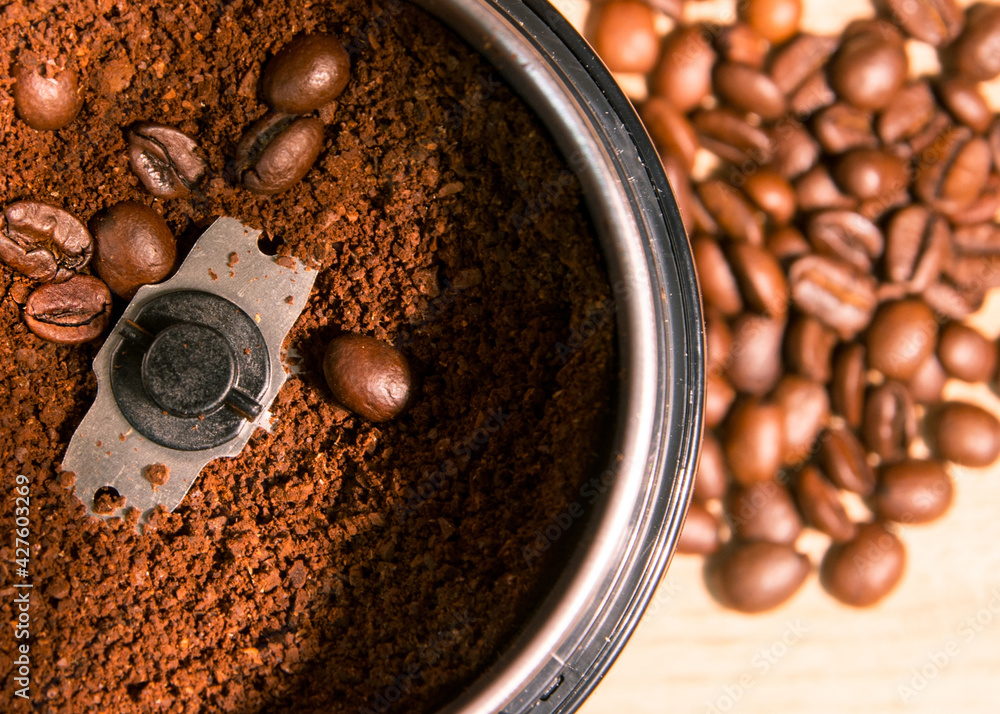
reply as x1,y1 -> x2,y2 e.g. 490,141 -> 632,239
943,253 -> 1000,293
773,374 -> 829,465
949,173 -> 1000,225
769,33 -> 839,96
936,78 -> 992,135
678,501 -> 721,555
922,280 -> 978,321
726,242 -> 788,318
89,201 -> 176,299
767,225 -> 811,263
829,21 -> 908,111
324,335 -> 412,422
795,165 -> 857,213
716,24 -> 771,69
706,372 -> 737,429
767,122 -> 820,179
13,62 -> 82,131
795,465 -> 857,542
931,401 -> 1000,467
705,310 -> 733,374
877,81 -> 936,145
821,426 -> 876,495
875,460 -> 953,524
789,255 -> 877,338
884,206 -> 950,292
262,34 -> 350,114
908,110 -> 953,156
807,210 -> 884,273
885,0 -> 963,46
235,113 -> 325,195
693,108 -> 774,165
814,104 -> 877,155
946,3 -> 1000,81
991,117 -> 1000,170
660,156 -> 700,236
697,181 -> 764,246
692,236 -> 743,317
821,522 -> 905,607
126,123 -> 207,199
862,381 -> 917,463
695,431 -> 729,501
833,149 -> 910,202
907,353 -> 947,404
952,221 -> 1000,255
727,481 -> 802,544
785,315 -> 837,383
0,201 -> 93,283
713,62 -> 787,121
830,343 -> 867,428
726,313 -> 785,396
742,170 -> 796,226
651,26 -> 717,113
640,98 -> 700,171
706,541 -> 810,613
740,0 -> 801,44
915,126 -> 992,215
866,300 -> 938,381
23,275 -> 111,345
788,68 -> 837,117
937,322 -> 997,383
724,399 -> 785,485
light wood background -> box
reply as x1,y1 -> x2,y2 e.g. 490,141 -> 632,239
545,1 -> 1000,712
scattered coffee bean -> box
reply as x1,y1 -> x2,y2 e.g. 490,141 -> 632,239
820,426 -> 876,495
946,3 -> 1000,82
936,78 -> 993,134
821,522 -> 905,607
707,541 -> 810,613
693,107 -> 774,165
788,67 -> 837,117
814,103 -> 876,155
795,465 -> 857,542
769,33 -> 839,96
23,275 -> 111,345
262,33 -> 351,114
726,313 -> 785,396
766,225 -> 811,262
0,201 -> 93,283
713,62 -> 787,121
807,210 -> 884,273
784,314 -> 837,383
723,399 -> 785,485
697,180 -> 764,245
641,97 -> 700,171
795,165 -> 857,212
695,431 -> 729,501
716,24 -> 771,69
884,206 -> 950,291
885,0 -> 963,46
915,126 -> 993,216
875,459 -> 953,524
705,309 -> 733,374
650,25 -> 717,113
705,372 -> 737,429
877,81 -> 936,145
906,353 -> 948,404
931,401 -> 1000,467
773,374 -> 829,465
937,322 -> 997,383
862,381 -> 917,463
866,299 -> 938,381
323,334 -> 412,422
678,501 -> 721,555
742,170 -> 796,226
693,235 -> 744,317
726,242 -> 788,318
833,148 -> 909,202
829,21 -> 908,111
831,342 -> 867,428
740,0 -> 801,45
89,201 -> 176,299
127,123 -> 207,199
789,254 -> 877,338
13,61 -> 82,131
727,481 -> 803,544
235,113 -> 325,195
767,122 -> 820,179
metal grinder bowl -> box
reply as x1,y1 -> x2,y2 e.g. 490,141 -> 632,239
413,1 -> 705,712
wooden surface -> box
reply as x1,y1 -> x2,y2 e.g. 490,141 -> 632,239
545,1 -> 1000,712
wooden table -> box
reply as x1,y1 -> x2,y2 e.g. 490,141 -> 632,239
545,1 -> 1000,712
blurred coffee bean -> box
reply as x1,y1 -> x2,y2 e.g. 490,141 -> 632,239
949,173 -> 1000,225
769,33 -> 839,96
89,201 -> 176,299
862,381 -> 917,463
915,126 -> 992,216
695,431 -> 729,501
742,170 -> 796,225
931,401 -> 1000,467
726,481 -> 803,544
707,541 -> 810,613
806,210 -> 884,273
829,21 -> 908,111
821,522 -> 905,607
908,110 -> 953,156
716,24 -> 771,68
706,372 -> 737,429
693,108 -> 774,165
591,1 -> 659,74
875,459 -> 953,524
937,322 -> 997,383
739,0 -> 801,44
906,353 -> 947,404
831,343 -> 867,427
262,33 -> 350,114
866,299 -> 937,381
922,280 -> 979,321
726,242 -> 788,318
324,334 -> 412,421
0,201 -> 93,283
795,464 -> 857,542
127,123 -> 207,199
641,98 -> 700,171
785,315 -> 837,383
697,181 -> 764,245
991,117 -> 1000,169
693,235 -> 743,316
795,165 -> 857,212
788,69 -> 837,116
885,0 -> 963,46
877,81 -> 936,145
713,62 -> 787,121
23,275 -> 111,345
884,206 -> 950,291
726,313 -> 786,395
724,398 -> 785,484
767,122 -> 820,179
766,226 -> 811,263
821,426 -> 876,495
660,155 -> 701,235
678,501 -> 721,555
833,148 -> 909,202
951,221 -> 1000,255
651,25 -> 717,113
773,374 -> 829,465
814,104 -> 876,154
789,255 -> 877,338
943,253 -> 1000,293
235,113 -> 325,195
13,62 -> 81,131
946,3 -> 1000,82
705,309 -> 733,374
935,78 -> 992,135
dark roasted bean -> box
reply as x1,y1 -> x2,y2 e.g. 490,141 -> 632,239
651,25 -> 717,113
23,275 -> 111,345
323,335 -> 412,422
807,210 -> 884,273
875,460 -> 953,524
769,33 -> 839,95
915,126 -> 993,216
831,343 -> 867,428
885,0 -> 963,46
724,398 -> 785,485
726,313 -> 786,396
697,180 -> 764,245
235,113 -> 325,195
788,69 -> 837,116
937,322 -> 997,383
0,201 -> 93,283
884,206 -> 950,291
814,104 -> 877,154
936,78 -> 993,134
89,201 -> 176,299
707,541 -> 810,613
877,81 -> 936,145
795,165 -> 857,212
773,374 -> 829,465
785,314 -> 837,383
767,225 -> 812,262
789,255 -> 877,338
13,62 -> 81,131
907,353 -> 948,404
726,242 -> 789,318
931,401 -> 1000,467
693,108 -> 774,165
829,21 -> 908,111
641,97 -> 700,171
866,299 -> 938,381
692,235 -> 743,317
862,381 -> 917,463
126,123 -> 207,199
262,33 -> 351,113
821,426 -> 876,495
726,481 -> 803,544
796,465 -> 857,542
713,62 -> 787,120
946,3 -> 1000,81
767,122 -> 820,179
833,148 -> 910,202
742,170 -> 796,225
821,522 -> 905,607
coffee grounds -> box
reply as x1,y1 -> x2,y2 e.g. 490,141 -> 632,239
0,1 -> 615,711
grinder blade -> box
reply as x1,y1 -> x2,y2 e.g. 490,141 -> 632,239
62,217 -> 316,523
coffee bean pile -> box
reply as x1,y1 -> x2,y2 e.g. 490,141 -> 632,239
589,0 -> 1000,612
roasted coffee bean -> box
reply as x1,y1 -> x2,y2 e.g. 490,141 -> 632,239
693,108 -> 774,165
796,465 -> 857,542
740,0 -> 801,44
991,117 -> 1000,170
323,335 -> 412,422
742,170 -> 796,226
705,309 -> 733,374
885,0 -> 963,46
726,313 -> 785,396
949,173 -> 1000,225
907,110 -> 953,156
807,210 -> 884,273
769,33 -> 839,96
795,165 -> 857,213
651,25 -> 717,113
821,426 -> 876,495
785,315 -> 837,383
13,62 -> 81,131
639,0 -> 684,19
715,24 -> 771,68
640,98 -> 700,171
89,201 -> 176,299
943,253 -> 1000,293
875,460 -> 953,524
946,3 -> 1000,81
789,255 -> 877,338
951,221 -> 1000,255
706,541 -> 810,613
726,481 -> 803,544
723,398 -> 785,485
884,206 -> 950,291
692,235 -> 743,317
695,431 -> 729,501
906,353 -> 947,404
821,522 -> 905,607
126,123 -> 207,199
713,62 -> 787,121
877,81 -> 936,145
922,280 -> 979,320
867,299 -> 937,381
767,122 -> 820,179
0,201 -> 93,283
814,104 -> 876,155
773,374 -> 829,465
915,126 -> 992,216
788,69 -> 837,117
937,322 -> 997,383
833,149 -> 910,202
660,155 -> 701,235
726,242 -> 788,318
830,343 -> 867,428
862,381 -> 917,463
706,372 -> 737,429
235,113 -> 325,195
678,501 -> 721,555
23,275 -> 111,345
931,401 -> 1000,467
262,33 -> 350,114
829,21 -> 908,111
697,181 -> 764,245
936,78 -> 992,135
767,225 -> 811,263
